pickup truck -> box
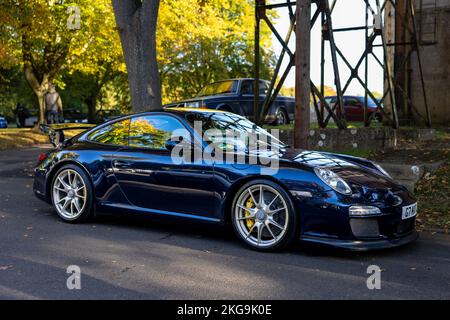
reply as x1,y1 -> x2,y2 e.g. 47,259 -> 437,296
164,78 -> 295,125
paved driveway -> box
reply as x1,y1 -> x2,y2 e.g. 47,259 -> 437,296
0,147 -> 449,299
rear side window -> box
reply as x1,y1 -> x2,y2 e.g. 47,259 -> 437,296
87,119 -> 130,146
240,80 -> 269,95
324,97 -> 337,104
344,98 -> 360,106
197,80 -> 238,97
128,115 -> 186,149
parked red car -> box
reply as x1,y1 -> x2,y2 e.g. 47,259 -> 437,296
324,96 -> 383,122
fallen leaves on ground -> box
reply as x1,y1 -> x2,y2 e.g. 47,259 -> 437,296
415,159 -> 450,233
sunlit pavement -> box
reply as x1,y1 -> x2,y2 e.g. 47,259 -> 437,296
0,147 -> 449,299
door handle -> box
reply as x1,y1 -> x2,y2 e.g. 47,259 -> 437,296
113,160 -> 131,168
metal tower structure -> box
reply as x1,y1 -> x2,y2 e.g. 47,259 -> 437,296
254,0 -> 431,137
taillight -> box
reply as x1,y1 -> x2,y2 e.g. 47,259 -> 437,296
38,153 -> 47,162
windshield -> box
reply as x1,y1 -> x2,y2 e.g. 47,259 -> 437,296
196,80 -> 238,97
366,97 -> 378,107
185,112 -> 286,153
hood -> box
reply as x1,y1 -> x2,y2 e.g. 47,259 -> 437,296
282,149 -> 402,190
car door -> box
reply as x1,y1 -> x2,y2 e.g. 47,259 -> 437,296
240,80 -> 268,120
344,97 -> 363,121
85,118 -> 132,206
112,114 -> 216,220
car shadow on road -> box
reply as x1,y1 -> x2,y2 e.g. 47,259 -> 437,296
89,211 -> 422,261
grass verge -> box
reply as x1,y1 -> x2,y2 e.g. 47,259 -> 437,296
414,129 -> 450,232
0,128 -> 49,151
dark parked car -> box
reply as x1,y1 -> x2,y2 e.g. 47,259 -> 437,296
95,109 -> 122,124
165,78 -> 295,125
324,95 -> 383,122
15,106 -> 38,128
63,108 -> 88,124
0,116 -> 8,128
34,108 -> 418,252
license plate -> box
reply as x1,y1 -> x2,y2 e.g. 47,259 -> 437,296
402,203 -> 417,220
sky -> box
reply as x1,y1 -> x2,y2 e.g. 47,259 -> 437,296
271,0 -> 385,95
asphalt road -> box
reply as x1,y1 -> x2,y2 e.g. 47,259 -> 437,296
0,147 -> 449,299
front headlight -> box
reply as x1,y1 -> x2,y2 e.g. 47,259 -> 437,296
314,167 -> 352,195
373,162 -> 392,179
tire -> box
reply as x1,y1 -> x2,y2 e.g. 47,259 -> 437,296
374,113 -> 382,122
51,164 -> 94,223
274,108 -> 289,125
367,112 -> 382,123
231,179 -> 298,252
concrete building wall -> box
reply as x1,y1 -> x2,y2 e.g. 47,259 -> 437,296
411,0 -> 450,124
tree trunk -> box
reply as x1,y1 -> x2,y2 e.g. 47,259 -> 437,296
23,64 -> 50,126
294,0 -> 311,148
87,91 -> 100,123
112,0 -> 162,112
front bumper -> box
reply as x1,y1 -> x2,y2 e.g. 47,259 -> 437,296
293,186 -> 419,251
301,230 -> 418,251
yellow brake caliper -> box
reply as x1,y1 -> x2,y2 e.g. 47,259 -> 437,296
245,196 -> 255,229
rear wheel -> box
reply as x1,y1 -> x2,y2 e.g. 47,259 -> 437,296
274,108 -> 289,125
51,164 -> 94,223
231,180 -> 297,251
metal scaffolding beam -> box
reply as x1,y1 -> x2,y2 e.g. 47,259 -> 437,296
254,0 -> 431,140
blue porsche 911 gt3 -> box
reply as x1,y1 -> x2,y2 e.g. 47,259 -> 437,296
34,108 -> 418,251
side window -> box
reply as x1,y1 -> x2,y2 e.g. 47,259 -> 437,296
88,119 -> 130,145
259,80 -> 269,94
241,80 -> 253,95
324,97 -> 337,106
240,80 -> 269,95
128,115 -> 187,149
345,98 -> 360,106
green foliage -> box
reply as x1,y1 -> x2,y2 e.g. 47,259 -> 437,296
0,0 -> 128,121
0,67 -> 36,120
0,0 -> 276,119
158,0 -> 276,103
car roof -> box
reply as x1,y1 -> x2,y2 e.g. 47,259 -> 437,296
325,95 -> 367,99
164,107 -> 227,114
109,108 -> 228,122
202,78 -> 269,83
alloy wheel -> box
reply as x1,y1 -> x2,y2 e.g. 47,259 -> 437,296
234,184 -> 289,248
52,169 -> 87,220
275,110 -> 287,125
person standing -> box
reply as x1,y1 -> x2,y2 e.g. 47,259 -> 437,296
15,103 -> 28,127
44,84 -> 63,124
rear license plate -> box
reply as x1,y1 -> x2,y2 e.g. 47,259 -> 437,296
402,203 -> 417,220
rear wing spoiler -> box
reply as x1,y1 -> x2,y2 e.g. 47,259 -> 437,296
39,123 -> 95,147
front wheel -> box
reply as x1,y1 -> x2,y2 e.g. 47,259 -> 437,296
51,164 -> 94,223
231,180 -> 298,252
